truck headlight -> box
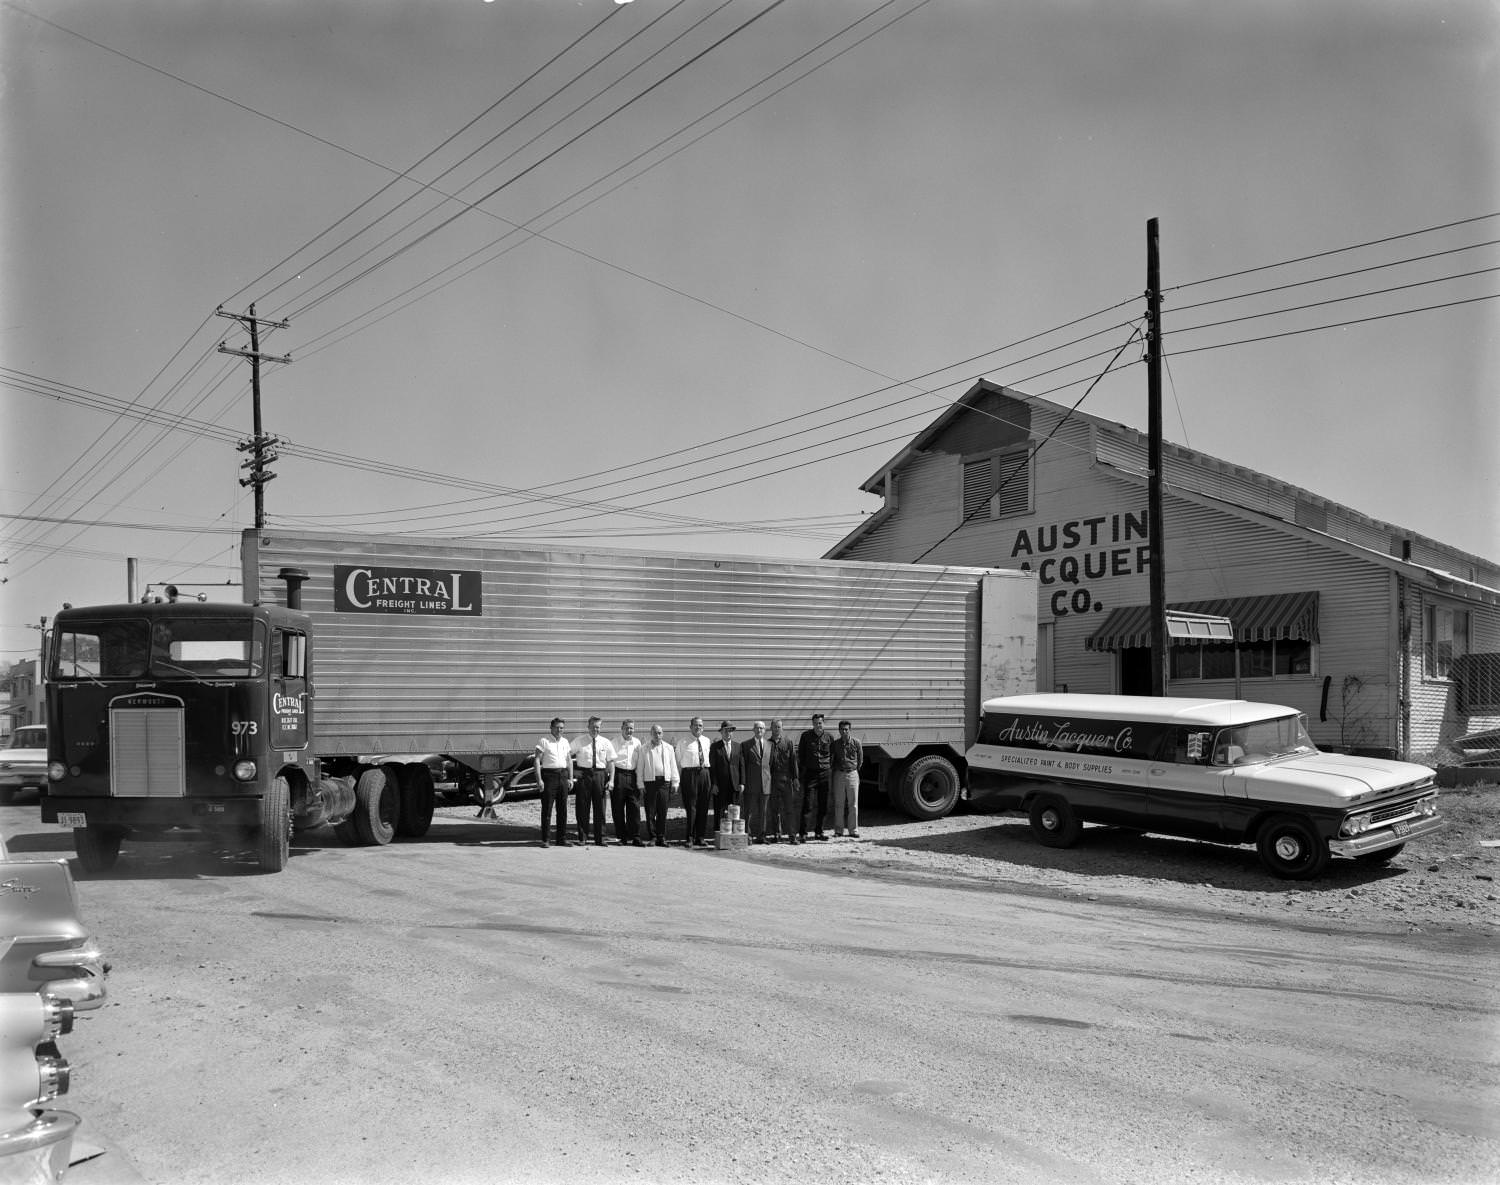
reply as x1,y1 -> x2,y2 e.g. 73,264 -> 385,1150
1340,813 -> 1372,837
48,762 -> 67,782
232,760 -> 258,782
1416,798 -> 1437,817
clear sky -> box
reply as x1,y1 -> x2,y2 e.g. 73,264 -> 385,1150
2,0 -> 1496,663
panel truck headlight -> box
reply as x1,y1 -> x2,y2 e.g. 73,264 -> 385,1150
1416,798 -> 1438,817
1339,813 -> 1373,838
48,762 -> 67,783
232,760 -> 258,782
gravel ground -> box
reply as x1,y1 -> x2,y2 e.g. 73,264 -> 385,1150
457,778 -> 1499,939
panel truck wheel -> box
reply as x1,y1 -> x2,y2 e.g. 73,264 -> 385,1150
74,825 -> 123,873
1256,814 -> 1330,880
396,762 -> 436,839
1029,793 -> 1082,848
896,755 -> 961,820
353,767 -> 397,846
257,776 -> 292,873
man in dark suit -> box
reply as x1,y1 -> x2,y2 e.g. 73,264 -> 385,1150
740,719 -> 772,843
709,720 -> 742,837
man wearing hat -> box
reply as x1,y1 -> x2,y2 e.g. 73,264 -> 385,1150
709,719 -> 742,838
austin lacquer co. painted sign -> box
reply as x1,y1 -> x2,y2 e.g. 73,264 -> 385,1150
333,565 -> 482,616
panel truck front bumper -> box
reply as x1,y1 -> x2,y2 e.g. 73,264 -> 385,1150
1329,813 -> 1444,857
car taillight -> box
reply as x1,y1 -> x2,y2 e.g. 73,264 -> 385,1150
0,994 -> 74,1109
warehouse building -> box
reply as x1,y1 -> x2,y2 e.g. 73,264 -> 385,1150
826,379 -> 1500,759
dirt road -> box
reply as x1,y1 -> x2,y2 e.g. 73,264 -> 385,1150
3,796 -> 1497,1185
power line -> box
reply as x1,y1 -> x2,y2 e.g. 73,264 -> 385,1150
1168,211 -> 1500,292
1169,265 -> 1500,338
1168,292 -> 1500,358
224,4 -> 631,308
1169,237 -> 1500,316
282,0 -> 793,321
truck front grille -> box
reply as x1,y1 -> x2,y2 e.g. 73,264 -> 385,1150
109,708 -> 186,798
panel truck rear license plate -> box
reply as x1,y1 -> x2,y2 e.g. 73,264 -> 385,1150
57,813 -> 86,828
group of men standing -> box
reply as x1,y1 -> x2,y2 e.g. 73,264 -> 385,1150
530,712 -> 863,848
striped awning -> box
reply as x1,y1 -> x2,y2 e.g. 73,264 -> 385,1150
1085,591 -> 1319,652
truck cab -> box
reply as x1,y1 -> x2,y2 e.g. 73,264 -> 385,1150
42,601 -> 314,872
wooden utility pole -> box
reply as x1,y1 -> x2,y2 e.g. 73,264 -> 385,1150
1146,218 -> 1167,696
216,304 -> 290,529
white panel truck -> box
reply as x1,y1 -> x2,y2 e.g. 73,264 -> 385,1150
42,530 -> 1036,872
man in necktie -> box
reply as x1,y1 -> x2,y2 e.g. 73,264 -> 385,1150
740,720 -> 771,843
612,719 -> 644,846
674,717 -> 712,848
569,715 -> 616,846
766,718 -> 801,843
709,720 -> 742,837
641,724 -> 680,846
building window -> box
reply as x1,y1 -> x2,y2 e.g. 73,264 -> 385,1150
1170,639 -> 1313,681
1425,604 -> 1470,680
961,449 -> 1032,523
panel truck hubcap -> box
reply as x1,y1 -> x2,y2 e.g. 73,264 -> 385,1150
1274,834 -> 1305,862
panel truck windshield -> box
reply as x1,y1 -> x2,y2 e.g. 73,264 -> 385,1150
51,617 -> 265,681
1214,713 -> 1317,765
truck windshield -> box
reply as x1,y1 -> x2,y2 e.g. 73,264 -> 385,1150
1212,714 -> 1316,765
51,617 -> 266,681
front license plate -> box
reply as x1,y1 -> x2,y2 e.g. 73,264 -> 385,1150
57,812 -> 87,828
1391,820 -> 1412,838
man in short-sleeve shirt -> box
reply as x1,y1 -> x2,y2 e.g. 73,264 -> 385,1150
570,716 -> 616,847
612,719 -> 644,846
533,717 -> 573,847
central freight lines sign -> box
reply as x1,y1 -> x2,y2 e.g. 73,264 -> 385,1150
333,565 -> 482,616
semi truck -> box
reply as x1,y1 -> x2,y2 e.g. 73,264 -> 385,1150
41,529 -> 1036,873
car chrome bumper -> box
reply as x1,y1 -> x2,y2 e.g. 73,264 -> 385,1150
1329,815 -> 1445,857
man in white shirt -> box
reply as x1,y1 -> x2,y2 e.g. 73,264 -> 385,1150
675,716 -> 713,848
638,723 -> 680,846
533,717 -> 573,848
570,715 -> 617,847
611,719 -> 644,847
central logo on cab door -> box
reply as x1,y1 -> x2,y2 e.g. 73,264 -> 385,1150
333,565 -> 482,616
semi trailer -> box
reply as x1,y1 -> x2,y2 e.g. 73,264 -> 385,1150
42,529 -> 1035,872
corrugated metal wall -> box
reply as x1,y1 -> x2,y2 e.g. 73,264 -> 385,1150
243,530 -> 1033,757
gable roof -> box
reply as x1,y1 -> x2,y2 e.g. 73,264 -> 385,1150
834,379 -> 1499,600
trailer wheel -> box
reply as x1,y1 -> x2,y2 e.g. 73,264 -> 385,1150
1029,793 -> 1082,848
895,755 -> 961,820
257,776 -> 292,872
74,825 -> 123,873
353,767 -> 397,846
1256,814 -> 1330,879
397,762 -> 436,839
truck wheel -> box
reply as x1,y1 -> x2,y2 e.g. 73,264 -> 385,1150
1029,794 -> 1082,848
353,767 -> 396,846
396,762 -> 436,839
1256,814 -> 1330,879
257,776 -> 292,872
74,825 -> 123,873
895,755 -> 961,820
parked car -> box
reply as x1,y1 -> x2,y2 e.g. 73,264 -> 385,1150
0,854 -> 110,1180
0,725 -> 47,805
